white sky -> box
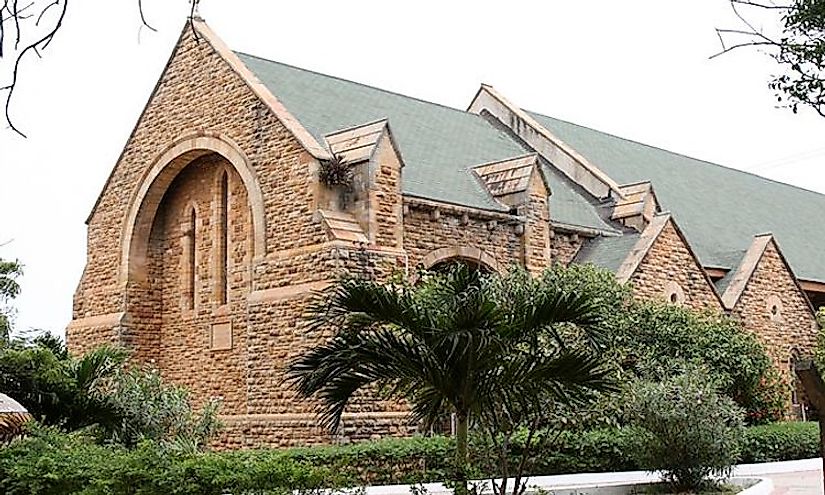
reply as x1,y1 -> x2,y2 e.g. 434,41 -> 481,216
2,1 -> 824,337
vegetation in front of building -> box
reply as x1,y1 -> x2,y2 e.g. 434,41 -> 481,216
0,263 -> 817,494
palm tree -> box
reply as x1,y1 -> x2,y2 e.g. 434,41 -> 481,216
287,265 -> 616,494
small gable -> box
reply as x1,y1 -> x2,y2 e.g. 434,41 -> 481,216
325,120 -> 389,164
611,181 -> 659,232
619,214 -> 723,311
725,236 -> 818,372
472,154 -> 546,207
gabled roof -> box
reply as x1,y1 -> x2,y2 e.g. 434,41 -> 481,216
234,47 -> 825,284
719,234 -> 815,313
473,154 -> 540,198
235,53 -> 615,233
528,112 -> 825,283
720,234 -> 773,309
325,119 -> 392,165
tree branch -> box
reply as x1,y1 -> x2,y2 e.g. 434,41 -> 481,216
731,0 -> 792,9
137,0 -> 156,32
2,0 -> 68,137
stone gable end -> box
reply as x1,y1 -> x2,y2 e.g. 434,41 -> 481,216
628,220 -> 722,311
70,26 -> 324,350
731,240 -> 817,370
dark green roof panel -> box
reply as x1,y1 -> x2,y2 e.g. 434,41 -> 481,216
237,53 -> 615,232
529,112 -> 825,283
574,233 -> 640,273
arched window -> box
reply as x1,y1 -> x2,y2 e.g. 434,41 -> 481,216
216,170 -> 229,306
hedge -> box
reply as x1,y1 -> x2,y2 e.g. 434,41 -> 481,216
739,421 -> 820,463
0,428 -> 344,495
280,422 -> 820,483
1,422 -> 820,494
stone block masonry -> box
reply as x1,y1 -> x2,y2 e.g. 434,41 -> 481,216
68,20 -> 820,448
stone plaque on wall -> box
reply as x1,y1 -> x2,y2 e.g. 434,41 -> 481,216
211,322 -> 232,350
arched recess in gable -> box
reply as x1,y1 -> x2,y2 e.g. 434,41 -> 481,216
121,132 -> 266,285
419,246 -> 502,274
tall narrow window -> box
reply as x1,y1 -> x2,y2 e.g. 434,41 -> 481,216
183,207 -> 196,311
217,171 -> 229,305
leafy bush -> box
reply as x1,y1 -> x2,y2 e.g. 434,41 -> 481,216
537,264 -> 787,425
1,421 -> 817,492
318,154 -> 353,187
611,302 -> 786,424
0,338 -> 219,449
740,421 -> 820,463
98,366 -> 220,450
0,425 -> 342,495
626,369 -> 746,492
0,339 -> 125,430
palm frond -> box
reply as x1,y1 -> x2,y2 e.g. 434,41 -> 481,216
72,345 -> 127,392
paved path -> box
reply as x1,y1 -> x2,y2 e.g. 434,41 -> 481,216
767,471 -> 822,494
733,458 -> 823,494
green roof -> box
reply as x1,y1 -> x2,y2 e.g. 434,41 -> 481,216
237,52 -> 824,283
529,112 -> 825,283
237,53 -> 615,232
574,233 -> 640,272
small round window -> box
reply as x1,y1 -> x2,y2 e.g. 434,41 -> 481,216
663,281 -> 686,306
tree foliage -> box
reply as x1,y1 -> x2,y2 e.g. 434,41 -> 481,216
609,301 -> 787,423
626,368 -> 746,492
0,337 -> 219,449
287,264 -> 617,495
533,263 -> 786,424
716,0 -> 825,117
99,366 -> 221,451
0,258 -> 22,342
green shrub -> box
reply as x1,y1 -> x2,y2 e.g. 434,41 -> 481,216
0,426 -> 341,495
98,366 -> 221,450
538,264 -> 787,425
611,301 -> 785,424
626,369 -> 746,492
2,421 -> 818,492
740,421 -> 820,463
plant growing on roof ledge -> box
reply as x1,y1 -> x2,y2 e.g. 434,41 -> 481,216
319,154 -> 353,188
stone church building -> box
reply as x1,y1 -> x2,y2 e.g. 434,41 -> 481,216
68,21 -> 824,448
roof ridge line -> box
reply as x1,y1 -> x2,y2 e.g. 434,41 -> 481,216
530,111 -> 825,200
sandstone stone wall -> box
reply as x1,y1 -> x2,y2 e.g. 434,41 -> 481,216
68,21 -> 821,450
730,241 -> 818,410
629,221 -> 722,311
370,135 -> 404,250
402,206 -> 522,271
521,175 -> 551,274
550,231 -> 584,266
148,156 -> 251,411
70,26 -> 324,336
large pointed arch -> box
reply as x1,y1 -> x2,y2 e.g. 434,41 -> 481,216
120,132 -> 266,284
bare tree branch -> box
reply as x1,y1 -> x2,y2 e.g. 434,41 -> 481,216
731,0 -> 791,9
715,0 -> 825,117
188,0 -> 200,42
137,0 -> 156,32
2,0 -> 68,137
35,0 -> 58,26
